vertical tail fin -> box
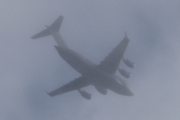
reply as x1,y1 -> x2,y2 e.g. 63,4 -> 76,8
31,16 -> 63,39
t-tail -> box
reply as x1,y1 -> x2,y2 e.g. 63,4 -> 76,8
31,15 -> 68,48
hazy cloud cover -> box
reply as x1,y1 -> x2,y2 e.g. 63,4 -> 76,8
0,0 -> 180,120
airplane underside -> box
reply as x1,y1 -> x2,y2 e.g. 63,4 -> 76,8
32,15 -> 134,100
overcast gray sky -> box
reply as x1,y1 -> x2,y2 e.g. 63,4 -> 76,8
0,0 -> 180,120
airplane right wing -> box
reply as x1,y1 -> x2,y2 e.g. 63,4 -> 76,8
47,76 -> 90,97
98,35 -> 129,74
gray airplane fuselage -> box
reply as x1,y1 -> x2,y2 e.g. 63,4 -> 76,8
53,32 -> 133,96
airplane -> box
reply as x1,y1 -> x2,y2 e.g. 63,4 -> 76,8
31,16 -> 135,100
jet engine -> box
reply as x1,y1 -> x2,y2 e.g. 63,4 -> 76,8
123,59 -> 135,68
95,86 -> 107,95
118,68 -> 131,78
79,90 -> 91,100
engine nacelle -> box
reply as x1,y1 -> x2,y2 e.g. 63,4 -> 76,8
123,59 -> 135,68
95,86 -> 107,95
79,90 -> 91,100
118,68 -> 131,78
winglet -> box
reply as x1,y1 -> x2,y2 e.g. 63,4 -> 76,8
124,31 -> 128,39
45,90 -> 53,97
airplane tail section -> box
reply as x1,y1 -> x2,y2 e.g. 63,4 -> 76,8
31,16 -> 63,39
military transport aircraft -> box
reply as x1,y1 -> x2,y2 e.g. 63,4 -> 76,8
31,16 -> 135,100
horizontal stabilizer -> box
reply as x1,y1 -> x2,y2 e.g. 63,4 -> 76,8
31,16 -> 63,39
49,15 -> 63,32
31,29 -> 50,39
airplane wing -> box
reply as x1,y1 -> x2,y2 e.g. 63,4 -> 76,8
47,76 -> 90,97
98,35 -> 129,74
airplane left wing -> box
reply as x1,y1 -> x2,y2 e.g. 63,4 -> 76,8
99,35 -> 129,74
47,76 -> 90,97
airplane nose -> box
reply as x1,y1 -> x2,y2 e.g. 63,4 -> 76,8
125,87 -> 134,96
127,90 -> 134,96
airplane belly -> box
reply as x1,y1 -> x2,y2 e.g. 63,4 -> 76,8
108,79 -> 133,96
55,46 -> 97,75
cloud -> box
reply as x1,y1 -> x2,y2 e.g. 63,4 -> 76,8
0,0 -> 180,120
